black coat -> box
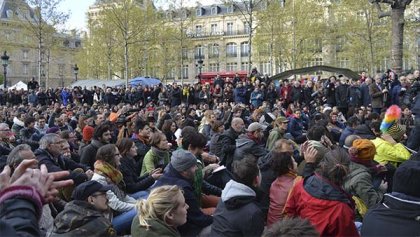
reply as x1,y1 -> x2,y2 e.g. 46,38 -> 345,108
219,128 -> 240,171
35,148 -> 89,185
80,139 -> 105,169
335,84 -> 349,109
119,156 -> 155,194
0,197 -> 41,236
361,193 -> 420,237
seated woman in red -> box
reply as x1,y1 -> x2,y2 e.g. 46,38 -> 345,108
283,149 -> 359,237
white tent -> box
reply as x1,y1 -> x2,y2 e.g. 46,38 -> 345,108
8,81 -> 28,91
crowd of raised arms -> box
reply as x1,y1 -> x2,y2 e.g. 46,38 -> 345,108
0,68 -> 419,237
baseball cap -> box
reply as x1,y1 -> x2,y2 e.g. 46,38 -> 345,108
71,180 -> 112,201
247,122 -> 266,132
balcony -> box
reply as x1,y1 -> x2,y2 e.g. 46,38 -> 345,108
226,52 -> 237,58
208,54 -> 219,59
187,30 -> 249,38
240,52 -> 249,57
194,54 -> 204,59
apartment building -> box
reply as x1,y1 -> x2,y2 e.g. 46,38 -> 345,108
0,0 -> 81,88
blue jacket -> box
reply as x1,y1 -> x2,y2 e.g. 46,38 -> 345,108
61,90 -> 70,106
288,117 -> 304,139
250,91 -> 263,108
233,87 -> 247,104
339,126 -> 355,147
154,164 -> 212,237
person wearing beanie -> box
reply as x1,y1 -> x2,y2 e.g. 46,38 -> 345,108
83,125 -> 94,143
361,160 -> 420,236
343,139 -> 384,219
153,149 -> 213,237
52,180 -> 116,237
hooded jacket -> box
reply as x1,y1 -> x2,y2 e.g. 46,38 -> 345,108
131,216 -> 180,237
233,134 -> 268,162
51,201 -> 116,237
284,175 -> 359,237
210,180 -> 264,237
361,193 -> 420,236
371,137 -> 410,167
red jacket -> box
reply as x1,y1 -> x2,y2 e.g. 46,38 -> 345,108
284,175 -> 359,237
267,173 -> 296,226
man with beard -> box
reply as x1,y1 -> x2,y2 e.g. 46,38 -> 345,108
80,124 -> 113,169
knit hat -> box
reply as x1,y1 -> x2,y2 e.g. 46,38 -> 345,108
392,160 -> 420,197
351,139 -> 376,161
387,123 -> 406,141
83,125 -> 94,142
171,149 -> 197,172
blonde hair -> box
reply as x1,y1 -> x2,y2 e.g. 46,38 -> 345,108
136,185 -> 183,230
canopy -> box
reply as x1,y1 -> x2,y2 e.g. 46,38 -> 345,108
70,79 -> 125,88
270,65 -> 360,81
130,77 -> 161,87
8,81 -> 28,91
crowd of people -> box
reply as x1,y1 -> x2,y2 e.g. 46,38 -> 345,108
0,68 -> 420,237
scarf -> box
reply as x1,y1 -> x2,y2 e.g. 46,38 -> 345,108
94,160 -> 123,185
151,146 -> 169,167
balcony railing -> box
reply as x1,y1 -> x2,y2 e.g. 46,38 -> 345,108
240,52 -> 249,57
187,30 -> 249,38
194,54 -> 204,59
208,54 -> 219,59
226,52 -> 237,57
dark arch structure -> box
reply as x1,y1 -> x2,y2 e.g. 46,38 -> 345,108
270,65 -> 360,81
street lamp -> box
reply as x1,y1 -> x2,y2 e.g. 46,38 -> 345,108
73,64 -> 79,82
196,54 -> 204,84
1,51 -> 9,89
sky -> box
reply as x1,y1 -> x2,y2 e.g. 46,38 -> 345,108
58,0 -> 220,31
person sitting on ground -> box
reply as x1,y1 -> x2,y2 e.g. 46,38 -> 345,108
210,155 -> 265,237
287,109 -> 307,144
262,218 -> 319,237
220,118 -> 245,171
141,132 -> 170,176
339,116 -> 360,147
284,148 -> 359,237
153,149 -> 212,237
80,123 -> 112,169
19,116 -> 41,150
131,119 -> 152,167
91,144 -> 144,235
51,180 -> 116,237
116,138 -> 161,195
361,160 -> 420,236
233,122 -> 268,162
266,116 -> 289,150
266,151 -> 298,226
343,139 -> 385,219
131,185 -> 188,237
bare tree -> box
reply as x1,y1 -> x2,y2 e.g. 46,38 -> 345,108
368,0 -> 413,73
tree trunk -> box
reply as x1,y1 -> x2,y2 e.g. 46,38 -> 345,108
124,40 -> 129,87
390,7 -> 405,74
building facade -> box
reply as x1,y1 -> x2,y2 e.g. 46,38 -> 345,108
0,0 -> 81,88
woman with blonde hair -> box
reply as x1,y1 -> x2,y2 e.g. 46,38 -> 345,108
198,110 -> 215,140
132,185 -> 189,237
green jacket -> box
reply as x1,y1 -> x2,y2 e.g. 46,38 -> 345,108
140,148 -> 170,176
51,200 -> 116,237
343,162 -> 383,209
266,128 -> 285,150
131,216 -> 180,237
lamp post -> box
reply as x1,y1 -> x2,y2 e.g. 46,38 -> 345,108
196,54 -> 204,84
1,51 -> 9,89
73,64 -> 79,82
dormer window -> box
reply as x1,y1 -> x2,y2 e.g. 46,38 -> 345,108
227,5 -> 234,13
211,6 -> 219,15
196,7 -> 204,16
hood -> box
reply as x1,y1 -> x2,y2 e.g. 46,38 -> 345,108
54,201 -> 105,233
236,134 -> 255,148
258,152 -> 272,171
13,117 -> 24,127
222,180 -> 256,210
304,175 -> 353,207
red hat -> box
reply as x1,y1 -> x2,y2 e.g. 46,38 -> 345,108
83,125 -> 94,142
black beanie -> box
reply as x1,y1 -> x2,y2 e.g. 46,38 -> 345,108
392,160 -> 420,198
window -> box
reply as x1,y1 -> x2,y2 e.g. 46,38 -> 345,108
226,63 -> 237,72
306,58 -> 323,67
182,47 -> 188,59
210,24 -> 218,34
195,25 -> 203,35
211,6 -> 219,15
241,62 -> 249,71
196,7 -> 203,16
182,65 -> 189,79
23,64 -> 29,75
244,22 -> 250,34
23,50 -> 29,60
209,44 -> 219,58
227,5 -> 234,13
226,22 -> 234,35
336,37 -> 345,52
337,57 -> 350,68
226,43 -> 237,57
209,63 -> 220,72
240,42 -> 249,57
261,62 -> 271,75
195,45 -> 204,58
75,40 -> 81,48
